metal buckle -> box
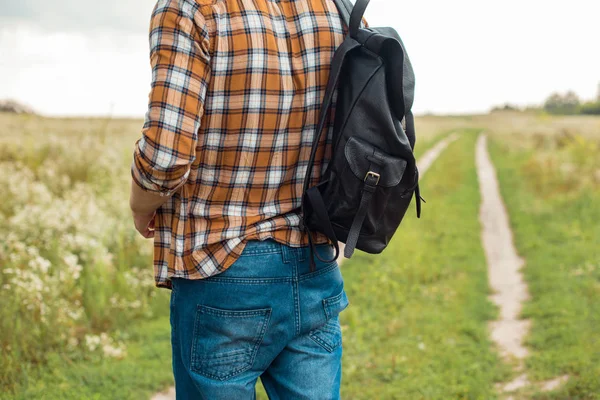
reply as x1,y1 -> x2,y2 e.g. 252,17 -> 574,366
364,171 -> 381,185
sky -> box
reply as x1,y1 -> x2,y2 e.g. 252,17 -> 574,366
1,0 -> 599,117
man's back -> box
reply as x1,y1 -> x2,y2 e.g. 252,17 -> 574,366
128,1 -> 366,396
131,0 -> 361,288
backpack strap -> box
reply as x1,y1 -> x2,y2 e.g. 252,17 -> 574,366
396,34 -> 417,150
302,38 -> 360,205
343,155 -> 382,258
304,185 -> 341,263
348,0 -> 370,38
335,0 -> 370,38
301,37 -> 361,271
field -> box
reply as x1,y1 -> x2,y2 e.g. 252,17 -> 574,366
1,112 -> 599,399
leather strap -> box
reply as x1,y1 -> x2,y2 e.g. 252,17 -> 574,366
305,186 -> 340,263
348,0 -> 370,38
344,163 -> 381,258
415,183 -> 422,218
301,37 -> 361,199
300,37 -> 361,272
405,109 -> 416,150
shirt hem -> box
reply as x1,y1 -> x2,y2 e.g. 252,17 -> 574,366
153,229 -> 331,290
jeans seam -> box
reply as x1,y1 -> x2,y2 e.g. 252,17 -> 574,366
298,262 -> 339,282
170,283 -> 178,334
292,252 -> 301,336
192,277 -> 293,284
239,249 -> 281,256
308,331 -> 338,353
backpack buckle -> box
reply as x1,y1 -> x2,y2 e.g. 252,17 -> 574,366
364,171 -> 381,185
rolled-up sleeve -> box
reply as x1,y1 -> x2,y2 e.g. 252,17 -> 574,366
131,0 -> 212,196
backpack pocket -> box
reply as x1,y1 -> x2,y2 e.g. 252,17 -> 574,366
326,136 -> 408,236
343,137 -> 408,187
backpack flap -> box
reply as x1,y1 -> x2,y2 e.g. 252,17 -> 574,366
344,137 -> 408,188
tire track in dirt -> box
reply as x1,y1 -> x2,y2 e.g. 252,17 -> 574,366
476,133 -> 531,394
152,132 -> 460,400
335,131 -> 460,261
152,387 -> 175,400
476,134 -> 567,397
416,132 -> 460,177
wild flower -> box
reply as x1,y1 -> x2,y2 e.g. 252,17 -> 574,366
0,114 -> 161,386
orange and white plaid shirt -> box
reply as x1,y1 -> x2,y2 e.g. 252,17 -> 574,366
131,0 -> 366,289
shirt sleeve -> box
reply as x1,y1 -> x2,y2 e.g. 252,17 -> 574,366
131,0 -> 212,196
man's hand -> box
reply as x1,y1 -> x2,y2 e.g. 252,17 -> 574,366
129,179 -> 171,239
133,211 -> 156,239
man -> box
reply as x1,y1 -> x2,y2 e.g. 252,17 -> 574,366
129,0 -> 366,398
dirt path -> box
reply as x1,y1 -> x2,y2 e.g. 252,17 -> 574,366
152,133 -> 460,400
417,132 -> 460,176
151,387 -> 175,400
476,134 -> 531,394
475,134 -> 568,396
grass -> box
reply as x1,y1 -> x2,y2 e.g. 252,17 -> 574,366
1,113 -> 459,399
2,317 -> 173,400
332,131 -> 508,399
6,122 -> 508,399
489,134 -> 600,400
5,111 -> 600,399
413,128 -> 457,160
0,112 -> 168,396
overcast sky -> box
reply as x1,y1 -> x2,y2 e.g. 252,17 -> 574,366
1,0 -> 599,117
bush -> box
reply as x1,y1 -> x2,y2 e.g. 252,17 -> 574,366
0,114 -> 165,392
580,101 -> 600,115
544,91 -> 581,115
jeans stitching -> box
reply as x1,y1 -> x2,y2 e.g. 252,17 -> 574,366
308,317 -> 342,353
198,305 -> 272,317
323,291 -> 344,318
249,308 -> 272,376
195,277 -> 293,285
239,249 -> 281,256
190,307 -> 272,381
298,262 -> 339,282
292,250 -> 301,336
308,331 -> 336,352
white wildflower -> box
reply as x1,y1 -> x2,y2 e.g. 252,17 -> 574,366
67,337 -> 79,350
102,343 -> 126,359
85,335 -> 101,352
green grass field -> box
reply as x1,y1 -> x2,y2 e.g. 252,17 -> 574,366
2,112 -> 599,399
337,131 -> 508,399
7,318 -> 172,400
489,133 -> 600,400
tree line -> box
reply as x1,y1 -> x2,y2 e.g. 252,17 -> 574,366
491,83 -> 600,115
543,90 -> 600,115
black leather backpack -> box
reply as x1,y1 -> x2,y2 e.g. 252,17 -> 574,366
300,0 -> 421,270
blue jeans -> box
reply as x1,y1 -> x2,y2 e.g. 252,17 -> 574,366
169,239 -> 350,399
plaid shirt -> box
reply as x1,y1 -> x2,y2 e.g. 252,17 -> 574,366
132,0 -> 366,289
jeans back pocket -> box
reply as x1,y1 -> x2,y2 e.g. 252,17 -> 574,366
191,304 -> 272,381
308,289 -> 350,352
